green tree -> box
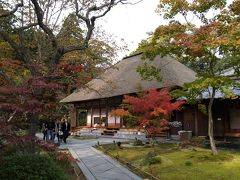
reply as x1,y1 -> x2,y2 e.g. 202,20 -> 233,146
136,0 -> 240,155
0,0 -> 131,137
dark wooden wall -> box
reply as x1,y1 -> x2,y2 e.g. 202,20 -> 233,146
71,96 -> 240,137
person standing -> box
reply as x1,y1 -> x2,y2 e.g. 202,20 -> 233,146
55,120 -> 62,143
48,118 -> 55,141
41,121 -> 48,141
61,118 -> 71,143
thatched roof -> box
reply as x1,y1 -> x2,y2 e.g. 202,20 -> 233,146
61,54 -> 196,103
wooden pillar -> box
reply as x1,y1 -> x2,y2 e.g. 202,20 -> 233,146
70,105 -> 77,128
120,117 -> 123,128
114,107 -> 117,125
76,108 -> 79,127
99,100 -> 102,124
194,105 -> 198,137
106,99 -> 109,128
90,107 -> 93,127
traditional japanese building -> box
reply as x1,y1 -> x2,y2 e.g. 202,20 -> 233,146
61,53 -> 196,129
61,53 -> 240,138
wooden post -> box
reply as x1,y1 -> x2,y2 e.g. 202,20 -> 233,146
114,107 -> 117,126
90,107 -> 93,127
99,100 -> 102,124
70,105 -> 77,128
76,108 -> 79,127
120,117 -> 123,128
106,99 -> 108,128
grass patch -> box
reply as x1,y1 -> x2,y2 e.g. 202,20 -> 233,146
97,143 -> 240,180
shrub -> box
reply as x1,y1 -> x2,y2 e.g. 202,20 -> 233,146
142,156 -> 161,165
125,117 -> 139,128
3,142 -> 41,156
49,151 -> 75,171
133,139 -> 144,146
116,141 -> 121,147
147,151 -> 158,157
0,154 -> 70,180
15,129 -> 28,137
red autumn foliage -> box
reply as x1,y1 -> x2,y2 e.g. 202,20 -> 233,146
56,63 -> 83,73
37,140 -> 77,163
124,88 -> 184,114
110,108 -> 131,117
0,74 -> 62,115
117,88 -> 185,134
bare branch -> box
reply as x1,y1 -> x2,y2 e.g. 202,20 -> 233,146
74,0 -> 87,21
74,0 -> 127,49
63,44 -> 88,54
52,1 -> 65,31
30,0 -> 58,49
16,22 -> 38,31
86,0 -> 114,18
91,0 -> 119,20
120,0 -> 143,5
7,110 -> 17,122
0,0 -> 23,18
1,0 -> 130,68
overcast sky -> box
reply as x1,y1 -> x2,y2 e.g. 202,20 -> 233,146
99,0 -> 166,59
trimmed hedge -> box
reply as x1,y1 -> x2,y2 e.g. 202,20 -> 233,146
0,153 -> 69,180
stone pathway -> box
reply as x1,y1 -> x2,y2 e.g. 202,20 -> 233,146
63,137 -> 141,180
37,134 -> 142,180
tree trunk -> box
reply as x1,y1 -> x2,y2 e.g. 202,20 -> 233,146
208,97 -> 218,155
28,113 -> 38,137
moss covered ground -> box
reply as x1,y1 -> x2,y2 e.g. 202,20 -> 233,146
98,143 -> 240,180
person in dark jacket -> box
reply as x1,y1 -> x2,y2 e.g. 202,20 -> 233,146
48,119 -> 55,141
61,118 -> 71,143
41,121 -> 48,141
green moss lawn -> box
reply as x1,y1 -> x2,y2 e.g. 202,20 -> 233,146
98,143 -> 240,180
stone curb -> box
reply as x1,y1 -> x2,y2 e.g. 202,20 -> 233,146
69,148 -> 97,180
91,147 -> 142,180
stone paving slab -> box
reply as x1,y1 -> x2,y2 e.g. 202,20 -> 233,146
70,146 -> 142,180
36,133 -> 142,180
69,148 -> 96,180
66,138 -> 141,180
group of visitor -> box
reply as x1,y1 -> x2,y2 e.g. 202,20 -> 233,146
42,117 -> 71,143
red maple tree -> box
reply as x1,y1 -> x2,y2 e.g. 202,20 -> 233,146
112,88 -> 185,136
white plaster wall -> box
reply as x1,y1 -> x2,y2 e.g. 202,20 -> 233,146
108,116 -> 115,124
87,108 -> 121,126
116,116 -> 120,124
108,109 -> 120,124
87,110 -> 92,125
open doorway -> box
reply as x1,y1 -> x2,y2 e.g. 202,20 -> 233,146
78,110 -> 87,126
